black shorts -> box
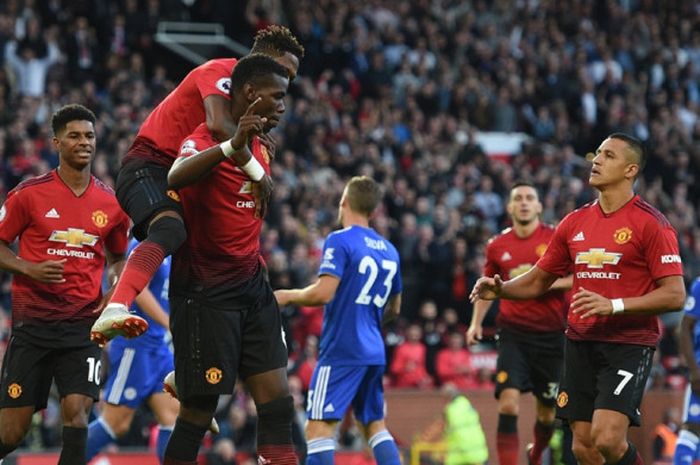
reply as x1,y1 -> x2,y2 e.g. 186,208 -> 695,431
170,272 -> 288,401
495,327 -> 564,406
116,157 -> 183,241
556,339 -> 654,426
0,335 -> 102,410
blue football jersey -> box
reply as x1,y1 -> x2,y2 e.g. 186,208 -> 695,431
317,225 -> 402,365
118,238 -> 170,348
685,277 -> 700,361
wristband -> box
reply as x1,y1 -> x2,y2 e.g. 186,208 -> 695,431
241,156 -> 265,182
611,298 -> 625,314
220,139 -> 237,158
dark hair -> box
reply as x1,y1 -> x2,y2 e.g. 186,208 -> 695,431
51,104 -> 96,136
251,25 -> 305,59
229,54 -> 289,95
510,180 -> 540,199
346,176 -> 382,216
608,132 -> 646,171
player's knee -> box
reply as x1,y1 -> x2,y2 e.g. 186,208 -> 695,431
146,215 -> 187,255
591,430 -> 626,461
180,395 -> 218,427
257,395 -> 294,445
570,441 -> 592,464
0,424 -> 29,453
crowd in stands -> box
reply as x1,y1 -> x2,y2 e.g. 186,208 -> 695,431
0,0 -> 698,456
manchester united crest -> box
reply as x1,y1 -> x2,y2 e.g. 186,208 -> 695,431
496,371 -> 508,384
535,243 -> 548,257
613,227 -> 632,245
8,383 -> 22,399
92,210 -> 108,228
557,391 -> 568,408
205,367 -> 223,384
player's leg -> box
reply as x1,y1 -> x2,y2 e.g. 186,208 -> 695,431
55,344 -> 103,465
59,393 -> 95,465
570,421 -> 603,465
241,283 -> 298,465
674,385 -> 700,465
164,296 -> 237,465
92,159 -> 186,345
148,393 -> 180,464
0,337 -> 53,458
354,366 -> 401,465
589,343 -> 654,465
494,328 -> 527,465
527,331 -> 564,465
87,404 -> 136,461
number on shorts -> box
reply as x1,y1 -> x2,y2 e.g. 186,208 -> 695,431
86,356 -> 101,385
355,256 -> 398,307
613,369 -> 633,396
542,382 -> 559,399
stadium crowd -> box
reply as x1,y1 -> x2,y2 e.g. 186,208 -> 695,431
0,0 -> 698,456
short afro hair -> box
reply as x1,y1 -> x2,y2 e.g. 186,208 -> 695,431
230,53 -> 290,95
251,25 -> 305,60
51,104 -> 96,136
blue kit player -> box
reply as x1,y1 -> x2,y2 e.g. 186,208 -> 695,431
87,239 -> 217,463
275,176 -> 403,465
675,276 -> 700,465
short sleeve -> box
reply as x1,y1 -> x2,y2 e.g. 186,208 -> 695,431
0,190 -> 31,244
685,279 -> 700,319
643,221 -> 684,280
536,215 -> 572,276
195,61 -> 235,100
105,209 -> 130,255
318,233 -> 346,280
178,135 -> 206,159
483,240 -> 498,277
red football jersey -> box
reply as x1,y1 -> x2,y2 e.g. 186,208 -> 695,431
171,123 -> 271,293
133,58 -> 237,164
537,195 -> 683,346
484,223 -> 566,332
0,171 -> 130,325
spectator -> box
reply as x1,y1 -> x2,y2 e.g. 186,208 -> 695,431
390,324 -> 433,388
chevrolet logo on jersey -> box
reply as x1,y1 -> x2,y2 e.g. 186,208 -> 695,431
49,228 -> 98,248
575,248 -> 622,268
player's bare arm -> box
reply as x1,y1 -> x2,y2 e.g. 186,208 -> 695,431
382,293 -> 401,326
274,274 -> 340,307
470,265 -> 558,303
679,314 -> 700,394
467,299 -> 494,344
204,94 -> 239,143
572,275 -> 686,319
0,239 -> 66,283
549,274 -> 573,291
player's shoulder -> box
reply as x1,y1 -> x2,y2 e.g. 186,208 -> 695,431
180,123 -> 215,154
631,196 -> 672,228
92,176 -> 116,196
199,57 -> 238,71
8,171 -> 55,197
488,227 -> 513,245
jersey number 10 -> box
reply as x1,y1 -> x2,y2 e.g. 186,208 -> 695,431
355,256 -> 398,308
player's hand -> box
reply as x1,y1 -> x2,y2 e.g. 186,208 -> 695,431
274,289 -> 292,307
251,174 -> 274,219
25,259 -> 66,283
571,287 -> 613,318
259,132 -> 277,160
230,97 -> 266,150
469,275 -> 503,302
466,324 -> 482,345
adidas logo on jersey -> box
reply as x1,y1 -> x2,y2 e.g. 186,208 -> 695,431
501,251 -> 512,261
324,403 -> 335,413
45,208 -> 60,218
572,231 -> 585,242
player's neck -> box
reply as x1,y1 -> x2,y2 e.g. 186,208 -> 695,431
342,212 -> 369,229
597,187 -> 635,214
512,219 -> 539,238
57,164 -> 91,195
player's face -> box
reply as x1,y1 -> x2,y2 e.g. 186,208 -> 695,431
507,186 -> 541,225
588,137 -> 638,189
53,120 -> 96,170
274,52 -> 300,81
252,74 -> 289,131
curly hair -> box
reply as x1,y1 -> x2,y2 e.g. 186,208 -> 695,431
251,25 -> 305,59
51,104 -> 96,135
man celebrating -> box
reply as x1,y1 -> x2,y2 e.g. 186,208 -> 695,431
163,54 -> 295,465
471,133 -> 686,465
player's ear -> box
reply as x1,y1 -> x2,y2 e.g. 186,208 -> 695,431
52,136 -> 60,151
625,163 -> 639,180
243,82 -> 257,103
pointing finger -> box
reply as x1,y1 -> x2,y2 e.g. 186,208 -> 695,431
244,97 -> 262,116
